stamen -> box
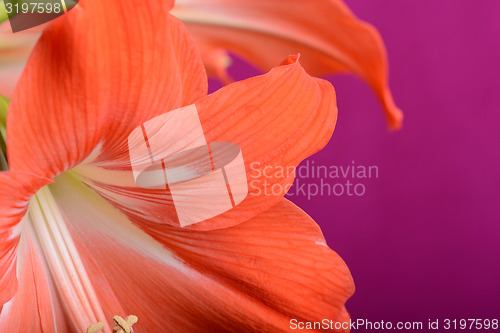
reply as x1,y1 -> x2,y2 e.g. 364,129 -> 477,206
86,322 -> 104,333
29,186 -> 107,330
113,315 -> 138,333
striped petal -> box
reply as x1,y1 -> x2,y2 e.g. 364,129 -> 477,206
0,227 -> 72,332
0,171 -> 52,307
7,0 -> 207,178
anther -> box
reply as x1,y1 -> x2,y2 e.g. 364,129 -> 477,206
86,322 -> 104,333
113,315 -> 138,333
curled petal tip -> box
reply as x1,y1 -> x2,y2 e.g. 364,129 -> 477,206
280,54 -> 301,66
382,89 -> 404,130
389,108 -> 404,131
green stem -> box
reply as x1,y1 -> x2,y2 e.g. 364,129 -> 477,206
0,95 -> 8,170
0,0 -> 10,24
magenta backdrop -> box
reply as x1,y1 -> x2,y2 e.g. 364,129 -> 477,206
210,0 -> 500,331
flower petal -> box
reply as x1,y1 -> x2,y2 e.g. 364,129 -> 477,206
75,56 -> 338,230
7,0 -> 207,178
145,198 -> 355,328
0,171 -> 52,306
0,227 -> 72,332
50,174 -> 354,332
172,0 -> 402,129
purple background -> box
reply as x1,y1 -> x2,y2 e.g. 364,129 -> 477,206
210,1 -> 500,331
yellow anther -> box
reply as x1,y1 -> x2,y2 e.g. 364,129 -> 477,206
86,322 -> 104,333
112,315 -> 138,333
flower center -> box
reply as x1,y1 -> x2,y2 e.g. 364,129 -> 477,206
28,185 -> 107,331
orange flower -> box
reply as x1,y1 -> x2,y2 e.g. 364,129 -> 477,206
0,1 -> 354,332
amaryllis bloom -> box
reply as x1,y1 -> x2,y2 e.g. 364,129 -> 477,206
1,0 -> 355,332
